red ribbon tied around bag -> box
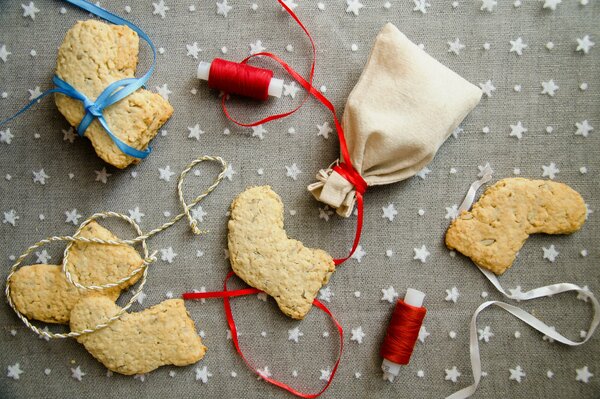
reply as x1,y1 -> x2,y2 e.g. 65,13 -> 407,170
184,0 -> 368,396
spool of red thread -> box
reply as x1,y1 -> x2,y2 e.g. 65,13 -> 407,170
380,288 -> 427,382
197,58 -> 284,100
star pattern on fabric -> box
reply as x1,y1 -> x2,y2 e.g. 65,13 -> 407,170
445,286 -> 460,303
445,204 -> 459,220
542,162 -> 559,179
28,86 -> 43,100
445,366 -> 461,383
65,209 -> 82,225
479,80 -> 496,98
22,2 -> 40,19
542,244 -> 559,262
216,0 -> 233,18
351,245 -> 367,262
319,368 -> 331,381
509,121 -> 527,139
349,326 -> 366,345
316,122 -> 332,139
285,163 -> 302,180
413,0 -> 431,13
413,245 -> 430,263
94,168 -> 111,184
128,207 -> 145,223
480,0 -> 497,11
541,80 -> 559,96
576,35 -> 594,54
575,366 -> 593,383
382,203 -> 398,221
509,365 -> 526,383
62,127 -> 76,143
510,37 -> 528,55
416,167 -> 431,179
251,125 -> 267,140
195,366 -> 212,383
188,124 -> 204,140
381,286 -> 398,303
71,366 -> 85,381
191,205 -> 207,222
32,169 -> 49,185
159,165 -> 175,181
7,363 -> 24,380
478,162 -> 493,177
224,164 -> 236,181
575,120 -> 593,137
0,128 -> 14,144
478,326 -> 494,342
249,40 -> 266,55
257,366 -> 272,380
283,81 -> 300,98
0,45 -> 11,63
542,0 -> 561,10
288,327 -> 303,343
160,247 -> 177,263
152,0 -> 169,18
448,38 -> 466,55
3,209 -> 19,226
186,42 -> 202,59
346,0 -> 364,16
318,286 -> 334,302
155,83 -> 172,100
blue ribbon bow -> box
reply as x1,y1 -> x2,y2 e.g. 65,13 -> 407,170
0,0 -> 158,160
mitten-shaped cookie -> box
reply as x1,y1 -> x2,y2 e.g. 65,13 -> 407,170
55,20 -> 173,168
228,186 -> 335,319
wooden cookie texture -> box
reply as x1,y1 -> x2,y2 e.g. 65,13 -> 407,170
55,20 -> 173,168
9,221 -> 143,324
70,296 -> 206,375
228,186 -> 335,319
445,178 -> 586,275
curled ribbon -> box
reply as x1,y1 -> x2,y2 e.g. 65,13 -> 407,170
446,174 -> 599,399
0,0 -> 157,159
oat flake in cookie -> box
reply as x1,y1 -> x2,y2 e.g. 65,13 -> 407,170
55,20 -> 173,168
228,186 -> 335,319
445,178 -> 586,275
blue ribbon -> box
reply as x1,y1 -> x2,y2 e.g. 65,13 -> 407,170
0,0 -> 158,159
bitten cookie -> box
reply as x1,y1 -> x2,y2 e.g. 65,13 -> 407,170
228,186 -> 335,319
55,20 -> 173,169
70,296 -> 206,375
8,221 -> 143,324
445,178 -> 586,275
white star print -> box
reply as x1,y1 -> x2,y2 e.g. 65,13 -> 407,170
0,45 -> 11,63
413,0 -> 431,13
249,40 -> 266,55
7,363 -> 24,380
62,127 -> 76,143
316,122 -> 332,139
195,366 -> 212,383
509,365 -> 525,383
510,37 -> 528,55
445,204 -> 459,220
542,244 -> 559,262
22,2 -> 40,19
224,164 -> 235,181
159,166 -> 175,181
547,370 -> 554,378
319,206 -> 334,221
128,207 -> 145,223
192,206 -> 207,222
381,286 -> 398,303
35,249 -> 51,264
133,374 -> 146,382
478,162 -> 494,177
542,162 -> 559,179
152,0 -> 169,18
188,124 -> 204,140
65,209 -> 81,225
480,0 -> 497,11
575,120 -> 593,137
257,366 -> 272,379
94,168 -> 111,184
28,86 -> 42,100
283,81 -> 300,98
32,169 -> 49,185
452,126 -> 464,139
160,247 -> 177,263
413,245 -> 430,263
576,35 -> 594,54
0,128 -> 14,144
445,366 -> 461,382
3,210 -> 19,226
542,0 -> 561,10
288,327 -> 303,343
508,286 -> 525,301
71,366 -> 86,381
281,0 -> 298,10
285,163 -> 302,180
136,291 -> 147,305
416,167 -> 431,179
186,42 -> 202,59
351,245 -> 367,262
478,326 -> 494,342
346,0 -> 364,16
575,366 -> 593,383
319,286 -> 334,302
541,80 -> 559,96
479,80 -> 496,97
448,38 -> 466,55
319,368 -> 331,381
251,125 -> 267,140
445,286 -> 460,303
216,0 -> 233,17
382,203 -> 398,221
509,121 -> 527,139
155,84 -> 172,100
351,326 -> 365,344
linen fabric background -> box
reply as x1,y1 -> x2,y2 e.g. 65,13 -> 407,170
0,1 -> 598,398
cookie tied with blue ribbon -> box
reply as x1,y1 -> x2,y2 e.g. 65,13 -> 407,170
55,19 -> 173,168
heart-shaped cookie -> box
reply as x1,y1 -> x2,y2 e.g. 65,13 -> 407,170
70,295 -> 206,375
9,221 -> 143,324
55,20 -> 173,169
228,186 -> 335,319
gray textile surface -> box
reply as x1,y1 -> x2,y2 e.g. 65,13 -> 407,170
0,0 -> 598,398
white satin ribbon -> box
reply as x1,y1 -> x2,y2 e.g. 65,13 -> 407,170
446,175 -> 599,399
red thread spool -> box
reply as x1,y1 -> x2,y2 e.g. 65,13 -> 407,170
380,288 -> 427,382
197,58 -> 284,101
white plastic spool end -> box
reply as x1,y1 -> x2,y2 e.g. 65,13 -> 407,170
268,77 -> 284,98
381,288 -> 426,382
197,61 -> 211,81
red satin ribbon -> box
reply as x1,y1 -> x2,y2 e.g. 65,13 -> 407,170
183,272 -> 344,398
